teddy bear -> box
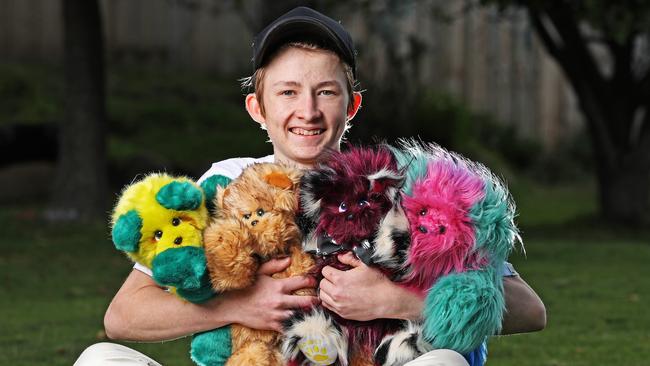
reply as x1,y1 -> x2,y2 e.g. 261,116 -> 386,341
110,172 -> 235,366
201,162 -> 316,366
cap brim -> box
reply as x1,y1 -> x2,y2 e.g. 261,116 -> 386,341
255,17 -> 347,69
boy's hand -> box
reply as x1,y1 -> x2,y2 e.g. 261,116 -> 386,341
319,252 -> 423,321
219,257 -> 319,332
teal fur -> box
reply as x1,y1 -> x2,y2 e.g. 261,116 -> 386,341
156,181 -> 204,211
423,268 -> 504,354
200,175 -> 232,212
152,247 -> 214,303
112,210 -> 142,252
388,145 -> 430,196
191,327 -> 232,366
469,178 -> 519,262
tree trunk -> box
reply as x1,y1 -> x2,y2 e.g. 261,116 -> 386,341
47,0 -> 107,222
596,152 -> 650,226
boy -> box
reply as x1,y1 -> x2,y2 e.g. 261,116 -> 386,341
76,6 -> 544,366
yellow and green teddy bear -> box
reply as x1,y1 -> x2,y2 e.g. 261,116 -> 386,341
111,172 -> 234,365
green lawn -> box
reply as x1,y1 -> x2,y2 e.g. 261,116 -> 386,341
1,179 -> 649,365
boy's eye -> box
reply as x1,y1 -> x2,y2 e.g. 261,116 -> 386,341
318,90 -> 336,96
280,90 -> 296,96
338,202 -> 348,213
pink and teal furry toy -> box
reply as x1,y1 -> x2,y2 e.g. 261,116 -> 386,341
110,172 -> 234,366
376,140 -> 521,366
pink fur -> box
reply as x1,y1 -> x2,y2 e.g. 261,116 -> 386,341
402,159 -> 486,289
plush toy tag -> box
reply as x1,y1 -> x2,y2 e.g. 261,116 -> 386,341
298,337 -> 337,365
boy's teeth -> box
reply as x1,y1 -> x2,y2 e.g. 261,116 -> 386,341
292,128 -> 323,136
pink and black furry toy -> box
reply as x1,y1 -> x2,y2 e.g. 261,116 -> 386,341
282,145 -> 415,366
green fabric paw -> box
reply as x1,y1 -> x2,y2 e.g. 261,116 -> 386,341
112,210 -> 142,252
152,246 -> 209,291
191,327 -> 232,366
156,181 -> 203,211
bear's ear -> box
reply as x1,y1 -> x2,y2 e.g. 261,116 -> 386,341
112,210 -> 142,252
156,181 -> 203,211
215,185 -> 229,210
264,171 -> 293,189
299,167 -> 335,218
367,168 -> 403,202
200,174 -> 232,213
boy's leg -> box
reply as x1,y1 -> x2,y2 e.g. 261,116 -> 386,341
74,342 -> 162,366
403,349 -> 469,366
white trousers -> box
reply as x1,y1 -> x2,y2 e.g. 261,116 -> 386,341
75,342 -> 469,366
74,343 -> 162,366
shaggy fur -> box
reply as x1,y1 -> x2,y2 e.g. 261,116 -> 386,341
283,146 -> 409,366
377,140 -> 520,366
202,163 -> 315,366
111,173 -> 230,366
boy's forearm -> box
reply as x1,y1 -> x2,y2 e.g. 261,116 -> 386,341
104,270 -> 230,342
500,275 -> 546,334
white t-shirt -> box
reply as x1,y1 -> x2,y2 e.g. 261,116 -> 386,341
133,155 -> 275,276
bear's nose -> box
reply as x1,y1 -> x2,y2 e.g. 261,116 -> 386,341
346,213 -> 354,221
174,237 -> 183,245
251,220 -> 258,226
418,225 -> 428,233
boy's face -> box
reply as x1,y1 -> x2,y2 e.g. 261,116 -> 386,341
247,47 -> 355,168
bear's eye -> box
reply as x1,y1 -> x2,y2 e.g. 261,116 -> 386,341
256,208 -> 265,217
358,200 -> 369,207
172,217 -> 181,226
154,230 -> 163,240
338,202 -> 348,213
243,213 -> 251,220
419,209 -> 427,216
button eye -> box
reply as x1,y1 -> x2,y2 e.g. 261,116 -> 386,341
256,208 -> 265,216
439,226 -> 446,234
338,202 -> 348,213
243,213 -> 251,220
172,217 -> 181,226
358,200 -> 369,207
419,209 -> 427,216
154,230 -> 163,240
418,226 -> 428,233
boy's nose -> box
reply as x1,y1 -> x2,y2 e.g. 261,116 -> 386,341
296,94 -> 322,121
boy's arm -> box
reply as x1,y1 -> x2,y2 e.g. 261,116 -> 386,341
104,258 -> 318,341
319,253 -> 546,334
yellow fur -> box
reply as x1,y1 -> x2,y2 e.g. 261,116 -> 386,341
111,173 -> 208,268
203,163 -> 316,366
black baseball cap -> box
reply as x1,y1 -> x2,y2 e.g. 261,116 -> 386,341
252,6 -> 356,78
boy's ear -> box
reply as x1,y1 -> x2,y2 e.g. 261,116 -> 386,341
245,93 -> 266,127
346,92 -> 363,122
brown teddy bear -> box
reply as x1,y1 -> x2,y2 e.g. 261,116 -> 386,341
203,162 -> 315,366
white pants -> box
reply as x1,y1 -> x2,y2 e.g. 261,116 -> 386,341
74,343 -> 162,366
75,342 -> 468,366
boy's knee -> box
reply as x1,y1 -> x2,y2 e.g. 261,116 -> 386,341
74,342 -> 160,366
403,349 -> 470,366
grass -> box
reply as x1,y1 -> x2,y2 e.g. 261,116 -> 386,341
1,180 -> 649,365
